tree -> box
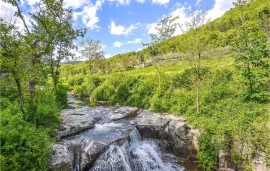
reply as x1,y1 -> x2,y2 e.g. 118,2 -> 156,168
1,0 -> 84,118
80,39 -> 104,76
0,19 -> 27,115
45,5 -> 85,91
180,9 -> 209,114
233,0 -> 270,102
145,15 -> 178,95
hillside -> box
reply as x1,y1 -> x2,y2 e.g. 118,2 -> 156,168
61,0 -> 269,75
60,0 -> 270,170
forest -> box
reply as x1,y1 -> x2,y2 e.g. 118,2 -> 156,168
1,0 -> 270,170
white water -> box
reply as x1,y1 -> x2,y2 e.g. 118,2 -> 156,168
90,128 -> 186,171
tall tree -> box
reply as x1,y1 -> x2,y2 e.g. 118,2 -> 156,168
80,39 -> 104,76
146,15 -> 178,95
0,19 -> 27,114
180,9 -> 209,114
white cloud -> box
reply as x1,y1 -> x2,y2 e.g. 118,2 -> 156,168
75,0 -> 104,29
127,38 -> 142,44
152,0 -> 170,5
0,1 -> 33,32
146,23 -> 158,35
110,21 -> 139,35
105,54 -> 112,58
25,0 -> 39,6
63,0 -> 89,9
207,0 -> 235,20
136,48 -> 143,52
0,1 -> 16,20
170,6 -> 190,36
147,0 -> 234,37
136,0 -> 145,4
108,0 -> 131,5
113,41 -> 123,48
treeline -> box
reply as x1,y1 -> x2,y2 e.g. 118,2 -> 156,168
0,0 -> 84,170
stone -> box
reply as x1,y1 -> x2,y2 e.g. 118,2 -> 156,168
218,150 -> 237,171
50,144 -> 72,171
253,155 -> 270,171
164,120 -> 188,141
57,112 -> 95,138
108,106 -> 140,121
189,129 -> 200,153
135,110 -> 170,139
80,140 -> 107,170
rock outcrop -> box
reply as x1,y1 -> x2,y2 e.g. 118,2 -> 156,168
50,96 -> 200,171
135,110 -> 199,157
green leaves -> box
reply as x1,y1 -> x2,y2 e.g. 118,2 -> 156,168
234,29 -> 270,102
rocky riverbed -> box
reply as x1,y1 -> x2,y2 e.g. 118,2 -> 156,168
49,95 -> 201,171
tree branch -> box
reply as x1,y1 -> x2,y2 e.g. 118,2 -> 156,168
13,0 -> 30,35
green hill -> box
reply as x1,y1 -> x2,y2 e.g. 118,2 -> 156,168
61,0 -> 269,75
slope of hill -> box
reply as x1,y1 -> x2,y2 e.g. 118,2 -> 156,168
61,0 -> 269,75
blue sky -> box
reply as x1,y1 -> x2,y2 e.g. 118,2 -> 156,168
0,0 -> 235,58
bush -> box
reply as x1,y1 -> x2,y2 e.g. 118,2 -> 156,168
55,84 -> 68,108
197,133 -> 218,171
0,105 -> 51,171
127,77 -> 156,108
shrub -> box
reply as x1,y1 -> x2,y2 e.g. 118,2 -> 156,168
0,105 -> 51,171
55,84 -> 68,108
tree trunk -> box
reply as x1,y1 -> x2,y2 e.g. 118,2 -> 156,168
28,56 -> 40,105
196,77 -> 200,114
50,58 -> 57,91
14,76 -> 25,115
196,53 -> 201,114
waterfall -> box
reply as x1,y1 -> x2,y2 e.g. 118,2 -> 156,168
91,143 -> 132,171
90,128 -> 186,171
129,127 -> 142,143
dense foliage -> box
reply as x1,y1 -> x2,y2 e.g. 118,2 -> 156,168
0,77 -> 62,170
0,0 -> 81,170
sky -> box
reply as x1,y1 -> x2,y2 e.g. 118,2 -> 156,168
0,0 -> 235,58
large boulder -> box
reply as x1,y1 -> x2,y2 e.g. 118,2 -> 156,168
135,110 -> 171,139
57,112 -> 95,138
135,110 -> 199,157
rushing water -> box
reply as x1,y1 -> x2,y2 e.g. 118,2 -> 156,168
90,128 -> 186,171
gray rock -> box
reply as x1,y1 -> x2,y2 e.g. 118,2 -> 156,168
135,110 -> 170,139
218,150 -> 237,171
57,112 -> 95,138
108,106 -> 140,121
253,155 -> 270,171
81,140 -> 107,170
135,110 -> 199,157
50,144 -> 72,171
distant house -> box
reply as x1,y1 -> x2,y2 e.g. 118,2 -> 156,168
134,62 -> 151,68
